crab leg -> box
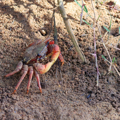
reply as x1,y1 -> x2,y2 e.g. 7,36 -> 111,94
33,44 -> 60,74
27,66 -> 34,94
58,52 -> 64,66
12,65 -> 28,94
5,61 -> 23,77
34,70 -> 42,93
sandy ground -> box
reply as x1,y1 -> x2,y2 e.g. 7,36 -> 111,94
0,0 -> 120,120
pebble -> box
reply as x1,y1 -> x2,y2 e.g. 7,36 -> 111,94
91,93 -> 95,98
108,76 -> 116,84
0,80 -> 5,87
111,101 -> 116,108
116,107 -> 120,113
0,55 -> 4,59
39,29 -> 47,36
12,95 -> 20,100
87,86 -> 93,91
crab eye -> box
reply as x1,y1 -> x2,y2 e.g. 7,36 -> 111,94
23,57 -> 29,64
46,41 -> 49,45
37,53 -> 40,56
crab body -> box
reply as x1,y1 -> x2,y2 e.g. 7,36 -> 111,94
5,38 -> 64,93
23,40 -> 47,65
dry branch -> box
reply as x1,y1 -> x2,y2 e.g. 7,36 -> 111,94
57,0 -> 86,63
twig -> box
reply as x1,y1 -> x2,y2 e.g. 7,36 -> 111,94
108,44 -> 120,51
102,56 -> 120,77
80,0 -> 84,25
113,65 -> 120,76
57,0 -> 86,63
91,0 -> 99,86
97,24 -> 113,73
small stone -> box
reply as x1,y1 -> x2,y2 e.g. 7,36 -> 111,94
117,43 -> 120,48
72,54 -> 77,59
68,51 -> 73,56
87,86 -> 93,91
108,76 -> 116,84
0,55 -> 4,59
116,107 -> 120,113
12,95 -> 20,100
39,29 -> 47,36
0,80 -> 5,87
102,70 -> 107,75
111,101 -> 116,108
84,52 -> 89,56
91,93 -> 95,98
75,77 -> 79,80
86,59 -> 90,64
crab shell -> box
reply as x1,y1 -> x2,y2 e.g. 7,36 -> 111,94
23,39 -> 47,65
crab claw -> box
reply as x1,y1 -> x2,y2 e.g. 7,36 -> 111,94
33,62 -> 52,74
33,44 -> 60,74
5,61 -> 23,77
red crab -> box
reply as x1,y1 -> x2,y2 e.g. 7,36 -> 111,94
5,38 -> 64,94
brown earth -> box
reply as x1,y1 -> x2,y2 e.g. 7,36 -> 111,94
0,0 -> 120,120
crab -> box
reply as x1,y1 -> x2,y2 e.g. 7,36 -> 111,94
5,38 -> 64,94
